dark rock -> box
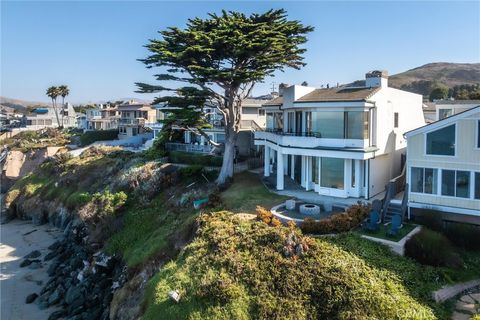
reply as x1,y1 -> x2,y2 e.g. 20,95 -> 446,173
25,293 -> 38,304
24,250 -> 41,259
20,259 -> 32,267
28,261 -> 42,270
48,310 -> 66,320
65,285 -> 84,305
44,251 -> 57,261
36,295 -> 49,310
48,240 -> 61,251
47,261 -> 59,276
48,287 -> 64,305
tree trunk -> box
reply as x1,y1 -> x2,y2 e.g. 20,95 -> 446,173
61,97 -> 65,127
52,98 -> 61,128
216,127 -> 238,185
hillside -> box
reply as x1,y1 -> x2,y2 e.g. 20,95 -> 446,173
347,62 -> 480,97
0,96 -> 49,114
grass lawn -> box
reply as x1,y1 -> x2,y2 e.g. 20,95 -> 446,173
220,171 -> 288,213
356,223 -> 417,242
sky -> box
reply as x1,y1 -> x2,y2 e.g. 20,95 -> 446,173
1,1 -> 479,104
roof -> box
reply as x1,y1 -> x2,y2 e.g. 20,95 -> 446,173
404,105 -> 480,138
117,104 -> 153,111
262,96 -> 283,106
435,100 -> 480,105
242,98 -> 270,107
296,86 -> 380,103
422,102 -> 436,112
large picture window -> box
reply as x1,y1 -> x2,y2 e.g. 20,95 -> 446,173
346,111 -> 369,139
441,170 -> 470,198
311,157 -> 319,184
312,112 -> 344,139
426,124 -> 455,156
410,167 -> 437,194
321,157 -> 344,189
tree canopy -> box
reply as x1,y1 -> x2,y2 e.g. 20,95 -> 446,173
136,9 -> 313,184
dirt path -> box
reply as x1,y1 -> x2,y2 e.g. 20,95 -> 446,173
0,220 -> 62,320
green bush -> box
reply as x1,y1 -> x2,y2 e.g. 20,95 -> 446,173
169,151 -> 223,167
404,228 -> 463,268
65,191 -> 91,209
80,129 -> 119,146
445,223 -> 480,251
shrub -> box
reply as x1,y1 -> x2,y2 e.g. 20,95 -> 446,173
404,228 -> 463,268
79,190 -> 127,222
256,206 -> 273,224
177,165 -> 205,178
300,202 -> 370,234
444,223 -> 480,251
65,191 -> 91,209
79,129 -> 119,146
169,151 -> 223,167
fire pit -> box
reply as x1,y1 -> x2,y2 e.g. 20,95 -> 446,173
299,204 -> 320,216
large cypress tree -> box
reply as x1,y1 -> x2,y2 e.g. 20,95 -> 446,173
136,9 -> 313,185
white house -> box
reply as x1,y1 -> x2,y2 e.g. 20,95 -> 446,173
86,104 -> 120,131
26,103 -> 77,129
254,70 -> 426,199
434,100 -> 480,121
405,106 -> 480,225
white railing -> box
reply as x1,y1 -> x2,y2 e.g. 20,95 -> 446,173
165,142 -> 215,153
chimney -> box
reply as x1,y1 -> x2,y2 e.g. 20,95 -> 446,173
278,83 -> 289,97
365,70 -> 388,88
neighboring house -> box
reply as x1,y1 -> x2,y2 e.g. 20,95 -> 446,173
76,113 -> 87,130
117,101 -> 156,139
26,103 -> 77,129
86,104 -> 120,131
405,106 -> 480,225
162,98 -> 267,156
422,102 -> 436,123
435,100 -> 480,121
254,70 -> 426,199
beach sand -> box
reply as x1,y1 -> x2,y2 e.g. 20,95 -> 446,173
0,220 -> 62,320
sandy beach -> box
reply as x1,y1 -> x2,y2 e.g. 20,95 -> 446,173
0,220 -> 62,320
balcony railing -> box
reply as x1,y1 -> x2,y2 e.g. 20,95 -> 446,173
165,142 -> 216,154
119,118 -> 146,125
264,128 -> 323,138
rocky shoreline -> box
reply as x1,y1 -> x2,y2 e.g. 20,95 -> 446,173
26,222 -> 125,320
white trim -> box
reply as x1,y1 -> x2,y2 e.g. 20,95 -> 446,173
408,201 -> 480,217
476,119 -> 480,150
405,105 -> 480,138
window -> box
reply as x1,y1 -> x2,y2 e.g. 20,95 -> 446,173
216,133 -> 225,143
266,113 -> 274,129
477,120 -> 480,148
475,172 -> 480,200
411,167 -> 437,194
274,113 -> 283,130
394,112 -> 399,128
312,112 -> 344,138
287,112 -> 295,133
441,170 -> 470,198
258,109 -> 265,116
346,111 -> 369,139
321,157 -> 344,189
438,108 -> 452,120
311,157 -> 319,184
426,124 -> 455,156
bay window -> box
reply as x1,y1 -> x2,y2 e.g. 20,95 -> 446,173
426,124 -> 455,156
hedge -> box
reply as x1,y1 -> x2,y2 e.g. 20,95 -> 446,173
80,129 -> 119,146
169,151 -> 223,167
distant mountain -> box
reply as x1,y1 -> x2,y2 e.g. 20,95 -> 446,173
347,62 -> 480,97
0,96 -> 49,114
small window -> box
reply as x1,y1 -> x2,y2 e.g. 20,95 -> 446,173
394,112 -> 399,128
475,172 -> 480,200
438,108 -> 452,120
426,124 -> 455,156
410,167 -> 437,194
477,120 -> 480,148
258,109 -> 265,116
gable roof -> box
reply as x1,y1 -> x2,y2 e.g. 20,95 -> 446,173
262,96 -> 283,107
435,100 -> 480,105
404,105 -> 480,138
296,86 -> 380,103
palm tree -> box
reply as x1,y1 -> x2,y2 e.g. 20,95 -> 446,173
46,86 -> 61,128
59,85 -> 70,126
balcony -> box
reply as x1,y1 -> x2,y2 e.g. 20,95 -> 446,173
119,118 -> 146,126
165,142 -> 216,154
255,130 -> 370,149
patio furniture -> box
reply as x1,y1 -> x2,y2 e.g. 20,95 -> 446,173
285,199 -> 296,210
363,210 -> 380,232
386,214 -> 403,237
